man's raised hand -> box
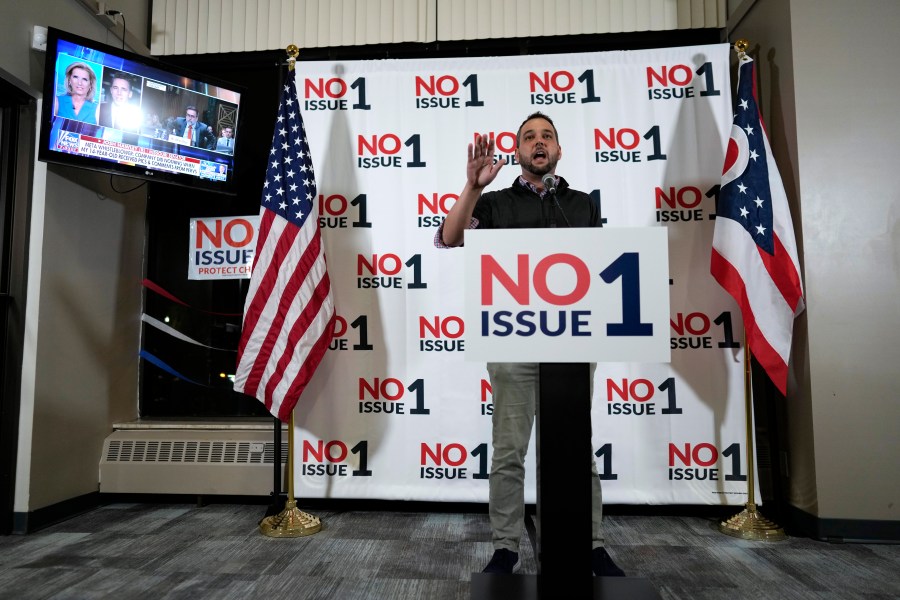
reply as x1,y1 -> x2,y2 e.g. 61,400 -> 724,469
467,133 -> 507,189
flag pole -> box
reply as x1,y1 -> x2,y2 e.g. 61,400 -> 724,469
716,38 -> 786,542
261,53 -> 289,521
257,44 -> 323,539
718,337 -> 786,540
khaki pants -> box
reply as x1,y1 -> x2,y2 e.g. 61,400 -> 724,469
486,362 -> 605,552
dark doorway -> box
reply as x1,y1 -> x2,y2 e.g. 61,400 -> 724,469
0,70 -> 38,535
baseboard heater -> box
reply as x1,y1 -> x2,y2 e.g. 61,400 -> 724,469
100,429 -> 287,495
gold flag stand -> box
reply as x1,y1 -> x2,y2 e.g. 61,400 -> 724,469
717,338 -> 786,540
258,43 -> 323,539
718,39 -> 786,542
259,410 -> 323,537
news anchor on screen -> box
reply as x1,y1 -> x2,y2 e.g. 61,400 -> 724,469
54,62 -> 100,125
98,71 -> 142,132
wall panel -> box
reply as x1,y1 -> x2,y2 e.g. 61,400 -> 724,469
150,0 -> 726,55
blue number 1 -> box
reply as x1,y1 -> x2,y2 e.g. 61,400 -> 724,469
600,252 -> 653,336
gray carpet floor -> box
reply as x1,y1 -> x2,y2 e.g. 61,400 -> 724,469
0,503 -> 898,599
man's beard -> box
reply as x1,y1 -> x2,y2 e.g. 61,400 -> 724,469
519,151 -> 559,177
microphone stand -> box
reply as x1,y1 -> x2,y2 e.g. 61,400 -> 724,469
542,175 -> 571,227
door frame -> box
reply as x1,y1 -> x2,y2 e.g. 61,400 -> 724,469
0,69 -> 38,535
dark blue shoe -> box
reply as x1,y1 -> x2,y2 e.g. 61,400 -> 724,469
592,547 -> 625,577
483,548 -> 521,574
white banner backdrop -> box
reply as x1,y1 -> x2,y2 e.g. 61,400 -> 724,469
286,43 -> 757,506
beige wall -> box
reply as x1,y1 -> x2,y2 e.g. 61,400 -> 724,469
0,0 -> 148,91
731,0 -> 900,522
791,0 -> 900,521
27,168 -> 145,509
2,0 -> 148,513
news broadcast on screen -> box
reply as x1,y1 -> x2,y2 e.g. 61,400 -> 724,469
39,27 -> 244,193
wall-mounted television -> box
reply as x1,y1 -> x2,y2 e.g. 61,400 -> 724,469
38,27 -> 245,195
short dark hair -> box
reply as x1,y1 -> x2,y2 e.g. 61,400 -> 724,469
516,111 -> 559,146
107,71 -> 132,88
185,105 -> 198,116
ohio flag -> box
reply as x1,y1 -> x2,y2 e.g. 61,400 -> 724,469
234,73 -> 335,421
711,55 -> 804,396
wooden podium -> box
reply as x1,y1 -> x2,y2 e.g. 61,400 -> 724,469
464,228 -> 669,600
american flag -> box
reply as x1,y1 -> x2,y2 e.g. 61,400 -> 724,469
711,55 -> 804,397
233,74 -> 335,421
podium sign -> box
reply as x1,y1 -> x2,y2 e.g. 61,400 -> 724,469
463,227 -> 671,363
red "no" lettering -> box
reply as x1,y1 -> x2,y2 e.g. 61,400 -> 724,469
481,253 -> 590,306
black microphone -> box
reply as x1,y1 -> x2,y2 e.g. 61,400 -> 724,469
541,173 -> 557,195
541,174 -> 571,227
